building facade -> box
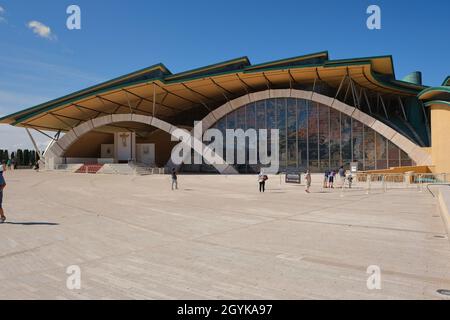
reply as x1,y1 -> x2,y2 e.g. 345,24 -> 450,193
1,52 -> 448,174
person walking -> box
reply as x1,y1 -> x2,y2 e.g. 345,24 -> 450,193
328,170 -> 335,188
338,166 -> 346,187
171,168 -> 178,191
323,170 -> 330,188
0,161 -> 6,223
6,159 -> 11,171
258,170 -> 267,193
305,170 -> 312,193
347,172 -> 353,189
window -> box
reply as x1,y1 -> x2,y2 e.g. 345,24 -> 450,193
208,97 -> 413,173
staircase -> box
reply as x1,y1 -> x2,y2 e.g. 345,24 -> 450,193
55,163 -> 83,172
70,162 -> 166,175
97,164 -> 135,175
75,164 -> 104,174
130,163 -> 166,175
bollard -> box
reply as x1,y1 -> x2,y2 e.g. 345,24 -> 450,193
366,174 -> 371,194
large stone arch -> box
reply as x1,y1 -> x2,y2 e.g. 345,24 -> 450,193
44,113 -> 238,174
195,89 -> 432,171
46,114 -> 177,159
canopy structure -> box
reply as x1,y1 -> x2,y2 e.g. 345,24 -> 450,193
2,51 -> 442,174
0,51 -> 428,143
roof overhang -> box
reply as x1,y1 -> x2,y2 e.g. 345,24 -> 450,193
0,52 -> 427,132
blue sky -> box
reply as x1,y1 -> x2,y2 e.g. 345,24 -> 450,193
0,0 -> 449,150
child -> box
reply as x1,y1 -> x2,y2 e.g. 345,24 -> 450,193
305,170 -> 312,193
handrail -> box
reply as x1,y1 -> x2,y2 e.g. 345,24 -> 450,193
426,183 -> 450,198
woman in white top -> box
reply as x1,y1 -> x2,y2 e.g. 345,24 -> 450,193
258,171 -> 266,193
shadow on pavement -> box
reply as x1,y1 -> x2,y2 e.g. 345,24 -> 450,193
4,222 -> 59,226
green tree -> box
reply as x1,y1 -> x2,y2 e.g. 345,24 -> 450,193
24,149 -> 30,165
30,150 -> 36,165
16,149 -> 23,166
3,150 -> 9,162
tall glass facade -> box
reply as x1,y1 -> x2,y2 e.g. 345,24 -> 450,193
213,98 -> 413,173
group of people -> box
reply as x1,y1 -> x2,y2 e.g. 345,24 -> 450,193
257,166 -> 352,194
168,167 -> 353,195
324,166 -> 353,189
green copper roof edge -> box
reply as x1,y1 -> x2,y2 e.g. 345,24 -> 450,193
390,79 -> 427,90
164,56 -> 251,80
245,51 -> 329,70
418,86 -> 450,99
0,63 -> 171,123
325,54 -> 395,75
370,72 -> 422,95
424,100 -> 450,107
442,76 -> 450,86
5,54 -> 426,125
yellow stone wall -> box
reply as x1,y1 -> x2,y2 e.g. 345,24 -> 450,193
430,105 -> 450,174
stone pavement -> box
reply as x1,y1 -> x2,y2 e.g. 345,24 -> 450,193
0,170 -> 449,299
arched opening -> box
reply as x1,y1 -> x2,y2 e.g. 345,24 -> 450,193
61,122 -> 179,167
204,97 -> 414,173
46,114 -> 188,170
182,89 -> 430,174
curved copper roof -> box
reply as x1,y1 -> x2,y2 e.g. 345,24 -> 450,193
0,51 -> 427,132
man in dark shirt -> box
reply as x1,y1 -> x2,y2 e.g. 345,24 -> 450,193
171,168 -> 178,191
0,161 -> 6,223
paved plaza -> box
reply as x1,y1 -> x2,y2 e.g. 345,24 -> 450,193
0,170 -> 449,299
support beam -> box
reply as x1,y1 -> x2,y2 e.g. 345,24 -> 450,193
261,72 -> 273,90
180,83 -> 212,112
210,78 -> 233,97
153,83 -> 156,117
349,77 -> 359,109
332,74 -> 347,106
123,90 -> 135,114
363,89 -> 373,114
236,73 -> 256,92
287,70 -> 297,88
419,100 -> 431,144
25,128 -> 43,159
310,76 -> 317,99
154,82 -> 198,106
379,95 -> 389,119
398,97 -> 408,121
123,88 -> 179,113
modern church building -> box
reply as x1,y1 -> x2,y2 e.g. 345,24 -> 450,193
1,51 -> 449,174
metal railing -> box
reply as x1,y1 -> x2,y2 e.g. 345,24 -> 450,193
355,172 -> 450,193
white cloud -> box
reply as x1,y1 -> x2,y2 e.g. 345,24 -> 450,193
0,6 -> 6,23
27,20 -> 56,40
